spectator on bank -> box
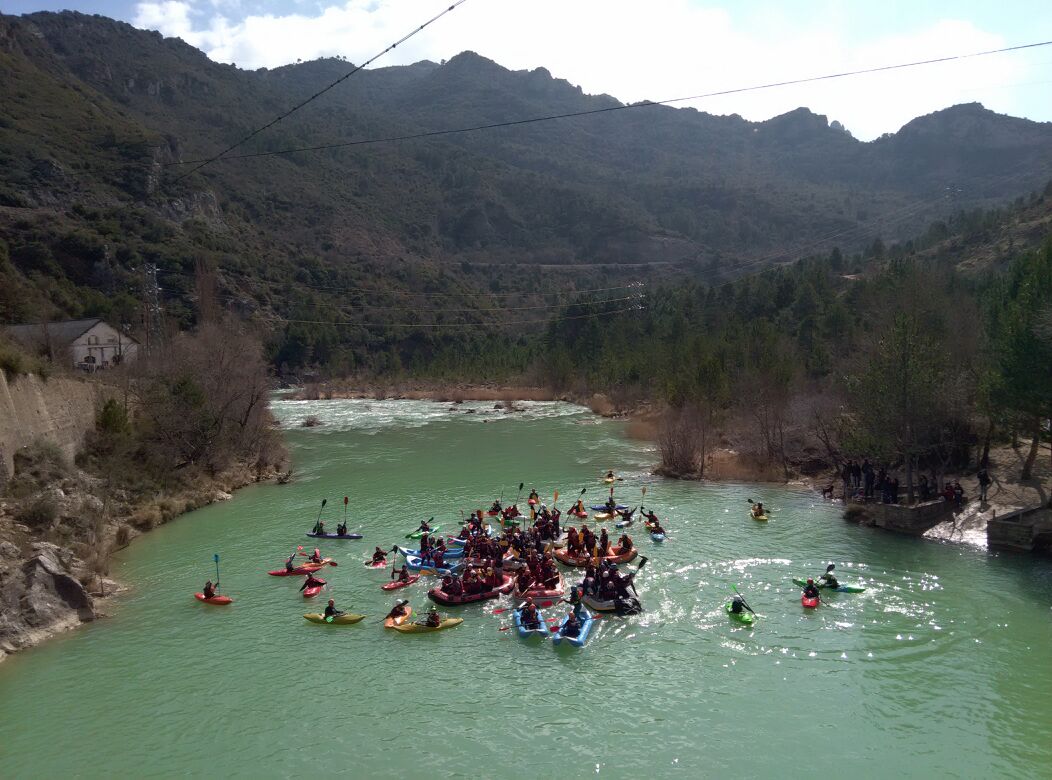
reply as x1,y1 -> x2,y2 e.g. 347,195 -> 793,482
918,474 -> 930,501
862,459 -> 875,498
953,481 -> 965,511
977,467 -> 991,502
841,462 -> 852,497
851,460 -> 862,489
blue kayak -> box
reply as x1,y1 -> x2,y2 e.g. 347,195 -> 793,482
552,608 -> 594,648
650,532 -> 665,543
513,608 -> 549,639
398,545 -> 465,559
590,505 -> 627,512
306,531 -> 363,540
404,555 -> 461,575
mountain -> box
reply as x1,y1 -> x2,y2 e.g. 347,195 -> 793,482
2,11 -> 1052,373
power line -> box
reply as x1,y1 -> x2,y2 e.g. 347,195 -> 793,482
171,0 -> 470,182
164,38 -> 1052,167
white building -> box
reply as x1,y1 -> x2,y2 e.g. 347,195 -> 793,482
3,319 -> 139,371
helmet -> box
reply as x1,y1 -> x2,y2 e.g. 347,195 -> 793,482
328,599 -> 335,605
806,578 -> 814,584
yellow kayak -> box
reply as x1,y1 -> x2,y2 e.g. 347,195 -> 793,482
593,512 -> 618,521
383,605 -> 413,628
391,617 -> 464,634
751,513 -> 769,522
303,613 -> 366,625
602,477 -> 616,484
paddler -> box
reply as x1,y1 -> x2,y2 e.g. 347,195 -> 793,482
393,564 -> 411,583
312,519 -> 325,534
202,580 -> 218,599
519,598 -> 542,630
561,611 -> 582,638
385,600 -> 409,621
285,554 -> 297,573
751,502 -> 766,519
802,578 -> 820,600
324,599 -> 345,619
307,548 -> 323,564
336,521 -> 348,536
528,488 -> 540,504
424,607 -> 442,628
641,507 -> 660,526
371,547 -> 387,564
617,532 -> 633,553
300,573 -> 325,592
730,595 -> 747,614
603,496 -> 618,514
565,584 -> 586,618
574,499 -> 586,516
819,564 -> 839,589
605,470 -> 615,480
598,528 -> 611,556
415,519 -> 432,534
490,500 -> 502,514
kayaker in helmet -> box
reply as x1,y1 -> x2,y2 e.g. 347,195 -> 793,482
371,547 -> 387,564
324,599 -> 344,619
819,564 -> 839,589
564,585 -> 586,618
308,548 -> 322,564
605,470 -> 615,480
617,533 -> 633,553
285,555 -> 296,573
203,580 -> 218,599
300,573 -> 325,592
603,496 -> 618,514
751,502 -> 765,518
312,519 -> 325,535
730,595 -> 746,614
598,528 -> 611,556
385,600 -> 409,620
803,578 -> 820,600
490,500 -> 502,514
562,611 -> 582,638
425,608 -> 442,628
520,598 -> 541,629
336,521 -> 348,536
393,564 -> 411,583
642,507 -> 659,525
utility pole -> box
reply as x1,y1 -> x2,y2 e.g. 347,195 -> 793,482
139,263 -> 165,356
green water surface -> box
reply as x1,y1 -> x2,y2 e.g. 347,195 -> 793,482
1,400 -> 1050,779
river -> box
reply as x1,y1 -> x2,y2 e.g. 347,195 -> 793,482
1,399 -> 1050,778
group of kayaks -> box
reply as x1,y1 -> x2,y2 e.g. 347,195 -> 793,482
725,576 -> 869,626
512,605 -> 595,647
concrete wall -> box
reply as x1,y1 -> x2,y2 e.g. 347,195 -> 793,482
0,371 -> 110,481
845,499 -> 954,536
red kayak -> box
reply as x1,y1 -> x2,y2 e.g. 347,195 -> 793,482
428,574 -> 514,606
268,563 -> 325,577
364,559 -> 387,569
485,510 -> 499,517
302,579 -> 326,598
382,575 -> 420,591
801,594 -> 819,609
194,593 -> 233,605
528,498 -> 538,506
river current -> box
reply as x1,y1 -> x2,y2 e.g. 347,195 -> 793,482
1,400 -> 1050,778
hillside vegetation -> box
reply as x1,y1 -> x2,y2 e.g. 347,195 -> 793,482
3,11 -> 1052,374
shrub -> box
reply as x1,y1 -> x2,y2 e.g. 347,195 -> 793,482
15,496 -> 59,528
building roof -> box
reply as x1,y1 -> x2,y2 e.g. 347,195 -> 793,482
2,319 -> 139,349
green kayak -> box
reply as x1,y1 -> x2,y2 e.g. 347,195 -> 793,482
725,603 -> 755,626
791,577 -> 866,593
405,525 -> 441,540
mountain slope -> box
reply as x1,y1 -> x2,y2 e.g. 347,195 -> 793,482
2,11 -> 1052,373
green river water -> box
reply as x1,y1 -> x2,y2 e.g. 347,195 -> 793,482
1,399 -> 1051,779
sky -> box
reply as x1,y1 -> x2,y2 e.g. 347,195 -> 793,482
6,0 -> 1052,140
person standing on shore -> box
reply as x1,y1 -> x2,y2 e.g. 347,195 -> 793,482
862,460 -> 874,499
978,467 -> 991,502
851,460 -> 862,489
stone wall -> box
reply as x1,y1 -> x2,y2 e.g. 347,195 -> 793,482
0,371 -> 110,480
987,507 -> 1052,552
845,498 -> 954,536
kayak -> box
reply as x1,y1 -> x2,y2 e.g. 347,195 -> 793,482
486,510 -> 500,517
306,532 -> 363,540
751,514 -> 769,522
582,594 -> 643,615
364,559 -> 388,569
554,546 -> 637,568
404,555 -> 460,575
512,573 -> 565,600
447,526 -> 492,545
302,579 -> 326,598
650,532 -> 666,543
801,594 -> 819,609
399,545 -> 465,559
427,575 -> 514,606
382,575 -> 421,591
553,608 -> 594,647
268,562 -> 326,577
499,516 -> 523,526
570,510 -> 588,519
602,477 -> 616,484
194,593 -> 233,605
592,512 -> 618,521
615,518 -> 633,528
528,498 -> 539,506
391,617 -> 464,634
405,525 -> 441,540
304,612 -> 365,625
513,608 -> 549,639
591,505 -> 627,512
383,605 -> 413,628
791,578 -> 866,593
725,602 -> 755,626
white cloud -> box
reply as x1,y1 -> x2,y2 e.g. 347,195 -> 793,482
131,0 -> 1038,140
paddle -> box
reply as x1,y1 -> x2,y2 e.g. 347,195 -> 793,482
213,553 -> 221,595
343,495 -> 348,533
626,556 -> 648,596
730,583 -> 757,616
314,498 -> 327,532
